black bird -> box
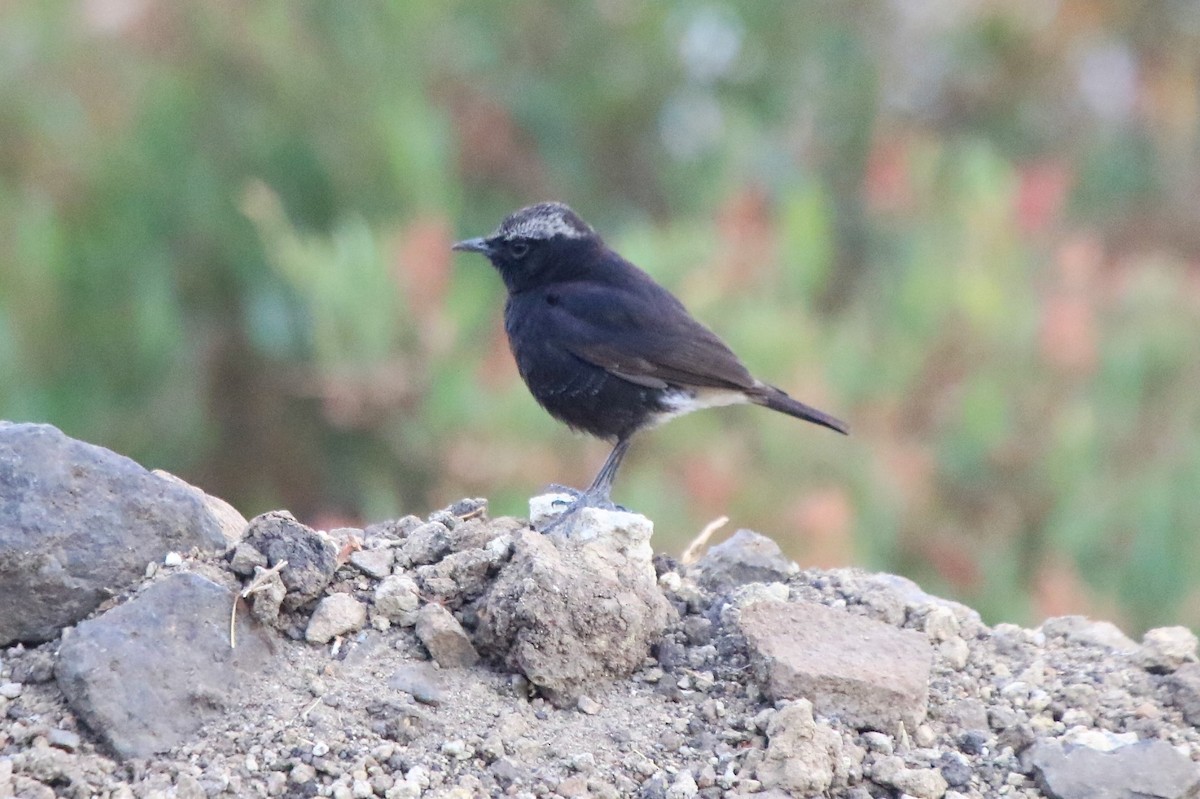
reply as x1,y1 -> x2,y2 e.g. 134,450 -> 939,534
453,202 -> 847,527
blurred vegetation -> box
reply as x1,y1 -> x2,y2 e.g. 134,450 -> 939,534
2,2 -> 1199,634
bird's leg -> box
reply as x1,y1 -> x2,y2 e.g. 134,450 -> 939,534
539,437 -> 633,534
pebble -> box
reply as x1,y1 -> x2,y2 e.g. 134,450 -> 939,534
0,682 -> 22,698
305,593 -> 367,644
47,728 -> 81,751
1138,626 -> 1199,673
350,547 -> 395,579
576,695 -> 601,715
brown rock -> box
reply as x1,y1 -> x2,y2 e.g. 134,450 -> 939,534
737,599 -> 932,731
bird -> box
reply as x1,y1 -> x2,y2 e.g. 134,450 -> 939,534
452,202 -> 847,530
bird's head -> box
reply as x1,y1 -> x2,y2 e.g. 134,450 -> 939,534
452,202 -> 600,292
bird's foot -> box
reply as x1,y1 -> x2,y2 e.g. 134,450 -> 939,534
536,487 -> 629,535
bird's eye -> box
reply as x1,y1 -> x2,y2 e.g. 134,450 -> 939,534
510,241 -> 530,259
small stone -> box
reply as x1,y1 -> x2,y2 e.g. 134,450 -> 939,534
414,604 -> 479,668
938,751 -> 971,789
305,594 -> 367,644
46,728 -> 81,752
691,529 -> 798,591
576,695 -> 601,715
1167,662 -> 1200,725
666,770 -> 698,799
1138,626 -> 1199,673
374,575 -> 421,625
0,682 -> 22,699
1040,616 -> 1137,651
1029,738 -> 1200,799
291,763 -> 317,784
939,637 -> 970,670
861,731 -> 894,754
163,551 -> 183,567
755,699 -> 843,794
871,756 -> 948,799
441,740 -> 471,759
403,522 -> 452,566
350,548 -> 395,579
389,663 -> 445,706
228,543 -> 268,577
923,605 -> 960,641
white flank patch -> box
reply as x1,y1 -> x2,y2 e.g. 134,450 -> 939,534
495,202 -> 593,241
652,387 -> 749,426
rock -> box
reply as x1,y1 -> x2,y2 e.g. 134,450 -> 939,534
1040,615 -> 1137,651
0,422 -> 228,645
227,543 -> 268,577
1028,738 -> 1200,799
1138,626 -> 1199,673
870,756 -> 949,798
55,572 -> 274,759
46,728 -> 81,752
414,604 -> 479,668
151,469 -> 247,545
349,547 -> 395,580
246,568 -> 287,626
736,598 -> 932,731
415,547 -> 505,608
691,529 -> 798,592
242,511 -> 338,610
373,574 -> 421,625
388,663 -> 445,705
1167,663 -> 1200,726
305,593 -> 367,644
402,521 -> 452,566
364,515 -> 423,541
755,699 -> 843,793
473,513 -> 672,707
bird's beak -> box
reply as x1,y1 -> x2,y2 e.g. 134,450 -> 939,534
451,237 -> 492,255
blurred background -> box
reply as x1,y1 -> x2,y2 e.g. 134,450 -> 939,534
2,1 -> 1199,634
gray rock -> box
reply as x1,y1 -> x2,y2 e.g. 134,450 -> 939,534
246,568 -> 287,626
227,543 -> 268,577
1028,738 -> 1200,799
305,593 -> 367,644
403,521 -> 452,566
373,574 -> 421,625
349,547 -> 395,580
870,756 -> 949,799
388,663 -> 445,706
242,511 -> 338,610
736,598 -> 932,731
0,422 -> 228,645
364,515 -> 423,541
415,547 -> 504,608
1167,663 -> 1200,727
1040,615 -> 1137,651
414,604 -> 479,668
46,728 -> 81,752
151,469 -> 246,546
1138,626 -> 1199,673
55,572 -> 275,759
474,511 -> 671,707
755,699 -> 843,793
691,529 -> 797,591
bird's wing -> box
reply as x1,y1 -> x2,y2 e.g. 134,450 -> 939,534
548,279 -> 758,392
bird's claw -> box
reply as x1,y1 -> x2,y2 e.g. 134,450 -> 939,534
537,489 -> 629,535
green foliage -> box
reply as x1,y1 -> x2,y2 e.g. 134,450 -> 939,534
2,2 -> 1199,634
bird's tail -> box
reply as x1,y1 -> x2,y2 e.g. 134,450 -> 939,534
752,385 -> 849,435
